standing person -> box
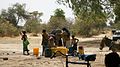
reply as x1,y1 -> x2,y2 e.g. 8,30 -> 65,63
55,29 -> 62,46
41,29 -> 49,56
71,35 -> 79,52
48,34 -> 55,48
21,31 -> 30,55
62,28 -> 70,48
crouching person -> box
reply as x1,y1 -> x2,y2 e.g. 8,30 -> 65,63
69,35 -> 79,55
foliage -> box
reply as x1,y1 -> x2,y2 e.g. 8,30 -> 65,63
0,3 -> 29,27
25,19 -> 40,33
57,0 -> 120,26
24,11 -> 43,34
47,8 -> 70,32
109,0 -> 120,23
0,3 -> 44,37
57,0 -> 108,19
0,19 -> 19,37
48,16 -> 67,31
71,16 -> 107,37
56,0 -> 112,36
40,23 -> 48,32
54,8 -> 65,18
1,1 -> 119,37
112,22 -> 120,29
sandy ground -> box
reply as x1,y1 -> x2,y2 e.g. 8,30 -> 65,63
0,34 -> 120,67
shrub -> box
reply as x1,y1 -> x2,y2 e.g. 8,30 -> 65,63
0,21 -> 19,37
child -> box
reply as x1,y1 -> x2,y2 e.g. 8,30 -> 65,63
41,29 -> 49,56
71,35 -> 79,52
21,31 -> 30,55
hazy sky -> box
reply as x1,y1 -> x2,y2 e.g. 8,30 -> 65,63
0,0 -> 74,23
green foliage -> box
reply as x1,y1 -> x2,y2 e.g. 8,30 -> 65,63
0,3 -> 29,27
40,23 -> 48,32
25,19 -> 41,34
112,2 -> 120,23
0,2 -> 116,37
0,19 -> 19,37
56,0 -> 110,36
57,0 -> 107,18
29,11 -> 43,21
13,3 -> 29,24
25,11 -> 43,34
54,8 -> 65,18
0,3 -> 44,37
48,16 -> 68,31
112,22 -> 120,29
71,16 -> 107,37
47,8 -> 69,32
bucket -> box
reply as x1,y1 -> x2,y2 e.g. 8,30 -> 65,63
33,48 -> 39,57
78,46 -> 84,54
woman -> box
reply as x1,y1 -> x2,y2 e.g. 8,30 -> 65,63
21,31 -> 30,55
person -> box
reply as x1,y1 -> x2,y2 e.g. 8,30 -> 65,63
51,29 -> 62,46
21,31 -> 30,55
71,35 -> 79,51
55,29 -> 62,46
48,34 -> 55,48
105,51 -> 120,67
62,28 -> 70,48
41,29 -> 49,56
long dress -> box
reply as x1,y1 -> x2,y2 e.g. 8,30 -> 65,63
22,35 -> 29,51
23,39 -> 29,51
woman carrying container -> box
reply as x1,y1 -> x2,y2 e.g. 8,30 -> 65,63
21,31 -> 30,55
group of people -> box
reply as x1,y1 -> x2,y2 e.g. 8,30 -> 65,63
41,28 -> 79,56
20,29 -> 120,67
20,28 -> 79,56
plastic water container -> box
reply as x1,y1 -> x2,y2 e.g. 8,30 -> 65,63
78,46 -> 84,54
51,47 -> 68,56
33,48 -> 39,57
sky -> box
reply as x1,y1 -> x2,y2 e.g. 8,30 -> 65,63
0,0 -> 74,25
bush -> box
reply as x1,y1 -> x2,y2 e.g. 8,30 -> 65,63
0,21 -> 19,37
